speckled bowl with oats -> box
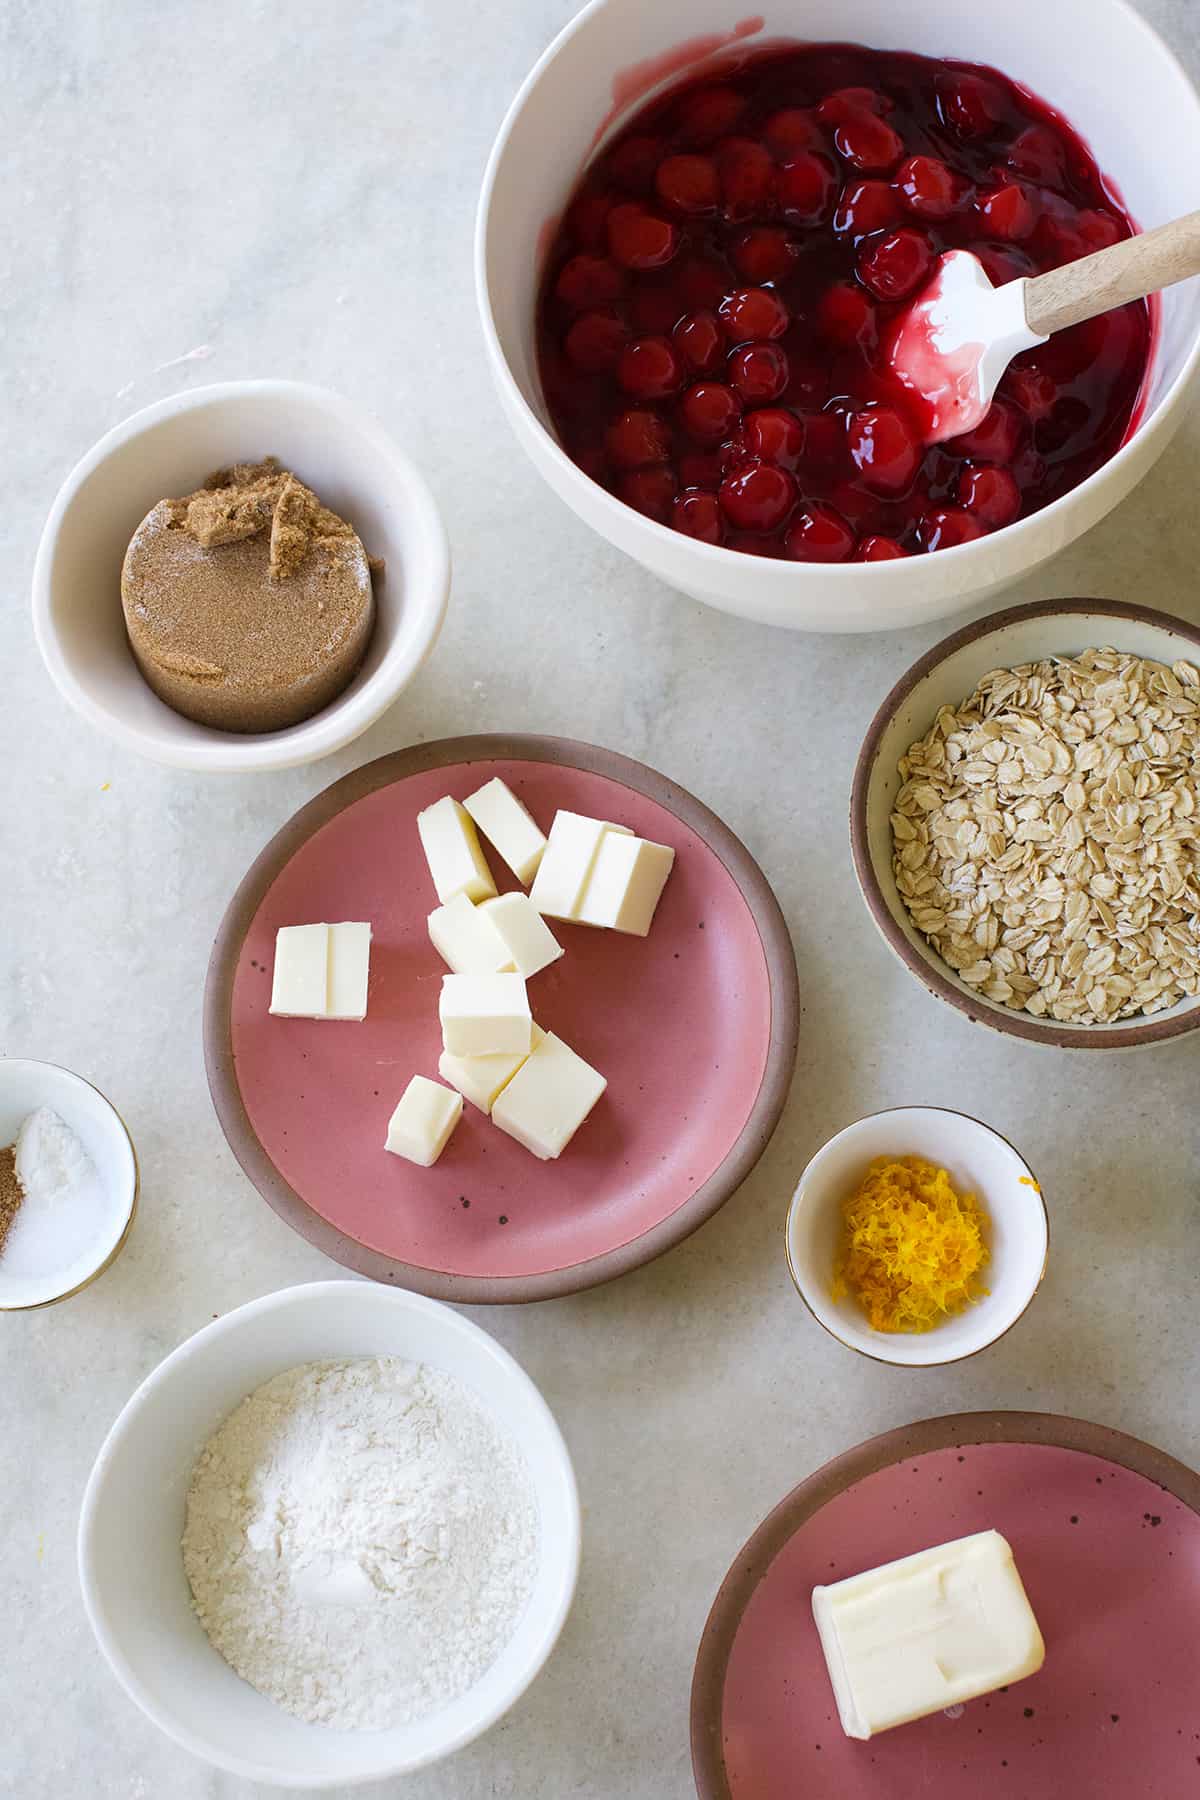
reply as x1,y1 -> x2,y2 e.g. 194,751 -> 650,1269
851,598 -> 1200,1051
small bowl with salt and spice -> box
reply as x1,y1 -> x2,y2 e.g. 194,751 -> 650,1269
33,380 -> 449,773
0,1058 -> 137,1310
852,598 -> 1200,1050
78,1280 -> 579,1788
786,1106 -> 1048,1367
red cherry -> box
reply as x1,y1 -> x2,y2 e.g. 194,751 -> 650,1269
672,489 -> 724,543
763,108 -> 823,159
957,464 -> 1021,528
675,256 -> 732,309
629,284 -> 686,335
895,155 -> 965,219
857,228 -> 934,301
817,282 -> 878,351
847,407 -> 921,494
566,190 -> 613,252
606,135 -> 663,194
678,449 -> 726,488
719,460 -> 798,532
717,137 -> 776,221
564,311 -> 630,373
919,507 -> 985,551
817,86 -> 893,123
1004,366 -> 1058,421
833,178 -> 900,240
679,381 -> 743,444
555,254 -> 624,311
728,341 -> 790,404
936,73 -> 1005,139
731,227 -> 796,283
607,203 -> 680,270
673,310 -> 725,374
741,407 -> 806,467
655,154 -> 720,215
855,534 -> 910,560
976,183 -> 1037,241
783,504 -> 856,561
777,153 -> 837,224
617,335 -> 684,399
619,465 -> 677,522
675,85 -> 745,148
1007,125 -> 1067,186
606,409 -> 671,469
948,397 -> 1024,462
1076,209 -> 1123,252
832,110 -> 904,174
718,286 -> 789,343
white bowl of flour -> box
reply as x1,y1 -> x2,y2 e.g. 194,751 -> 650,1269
77,1281 -> 580,1786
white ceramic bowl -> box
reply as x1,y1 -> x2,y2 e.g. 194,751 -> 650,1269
78,1281 -> 580,1788
477,0 -> 1200,633
786,1107 -> 1048,1365
851,597 -> 1200,1050
0,1058 -> 138,1310
33,382 -> 450,772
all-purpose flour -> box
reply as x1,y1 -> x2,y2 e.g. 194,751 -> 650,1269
182,1357 -> 539,1730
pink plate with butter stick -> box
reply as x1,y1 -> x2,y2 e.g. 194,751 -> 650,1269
691,1411 -> 1200,1799
204,734 -> 798,1301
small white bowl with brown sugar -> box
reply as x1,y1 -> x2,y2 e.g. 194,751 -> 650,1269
851,598 -> 1200,1050
33,381 -> 450,773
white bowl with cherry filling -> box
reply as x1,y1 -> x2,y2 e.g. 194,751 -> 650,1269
477,0 -> 1200,631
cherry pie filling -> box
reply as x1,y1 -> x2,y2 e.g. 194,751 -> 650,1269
536,43 -> 1151,563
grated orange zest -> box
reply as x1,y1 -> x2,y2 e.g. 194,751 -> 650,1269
832,1154 -> 989,1334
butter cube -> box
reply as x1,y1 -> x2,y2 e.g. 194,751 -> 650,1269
491,1030 -> 606,1159
529,812 -> 632,921
812,1530 -> 1045,1741
463,778 -> 547,885
577,834 -> 675,935
417,796 -> 497,904
385,1076 -> 463,1167
326,922 -> 372,1019
439,1025 -> 547,1113
428,893 -> 515,975
439,972 -> 532,1057
270,924 -> 330,1018
481,893 -> 563,977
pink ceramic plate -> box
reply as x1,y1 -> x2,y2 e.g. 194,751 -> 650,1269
205,735 -> 797,1302
692,1412 -> 1200,1799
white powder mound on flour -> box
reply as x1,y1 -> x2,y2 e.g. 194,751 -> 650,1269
182,1357 -> 539,1730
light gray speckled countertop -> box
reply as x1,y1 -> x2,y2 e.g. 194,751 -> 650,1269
4,2 -> 1200,1796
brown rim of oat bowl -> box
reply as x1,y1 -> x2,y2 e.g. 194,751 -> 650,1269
851,600 -> 1200,1050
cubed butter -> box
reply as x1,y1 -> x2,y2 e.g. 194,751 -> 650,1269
463,778 -> 547,885
326,922 -> 372,1019
417,796 -> 497,904
491,1030 -> 606,1159
812,1530 -> 1045,1742
385,1076 -> 463,1167
577,833 -> 675,935
439,1025 -> 547,1113
428,892 -> 515,975
481,892 -> 563,977
270,923 -> 330,1018
528,812 -> 631,921
439,972 -> 532,1057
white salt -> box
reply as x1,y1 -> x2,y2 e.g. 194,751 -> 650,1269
3,1107 -> 108,1282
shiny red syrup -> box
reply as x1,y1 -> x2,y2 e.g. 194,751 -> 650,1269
536,43 -> 1151,562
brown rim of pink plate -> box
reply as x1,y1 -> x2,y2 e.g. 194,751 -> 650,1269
690,1409 -> 1200,1800
203,733 -> 800,1304
849,596 -> 1200,1052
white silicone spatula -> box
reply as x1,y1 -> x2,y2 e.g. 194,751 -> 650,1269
889,210 -> 1200,443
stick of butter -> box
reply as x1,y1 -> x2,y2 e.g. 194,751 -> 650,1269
417,797 -> 497,905
576,834 -> 675,936
439,972 -> 532,1057
481,893 -> 563,977
270,923 -> 372,1020
384,1076 -> 463,1167
463,778 -> 547,885
439,1024 -> 547,1113
491,1029 -> 606,1159
428,893 -> 515,975
528,813 -> 631,921
812,1529 -> 1045,1741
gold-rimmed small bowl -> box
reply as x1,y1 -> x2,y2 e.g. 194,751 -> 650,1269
785,1106 -> 1048,1367
0,1058 -> 138,1310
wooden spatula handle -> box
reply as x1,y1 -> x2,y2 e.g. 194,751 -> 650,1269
1024,210 -> 1200,338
